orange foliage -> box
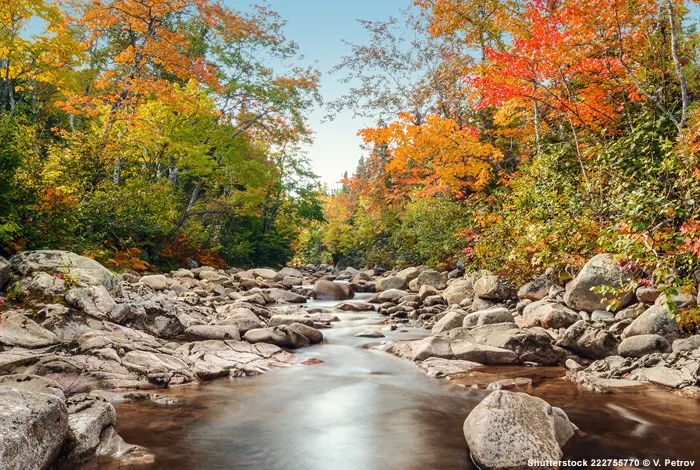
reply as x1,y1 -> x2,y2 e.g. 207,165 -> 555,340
159,235 -> 225,269
106,247 -> 151,272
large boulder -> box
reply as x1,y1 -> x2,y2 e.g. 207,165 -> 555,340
465,323 -> 564,365
376,276 -> 407,292
621,304 -> 679,340
279,267 -> 303,278
564,254 -> 635,312
442,279 -> 474,306
9,250 -> 122,296
521,302 -> 579,329
618,334 -> 670,358
0,312 -> 60,348
411,270 -> 447,291
462,308 -> 514,327
266,288 -> 306,304
558,320 -> 617,359
463,391 -> 577,470
250,268 -> 278,281
312,280 -> 354,300
0,388 -> 69,469
474,275 -> 513,301
65,286 -> 116,319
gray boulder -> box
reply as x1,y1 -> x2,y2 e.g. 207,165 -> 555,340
313,280 -> 354,300
621,304 -> 679,340
412,270 -> 447,291
243,326 -> 311,349
376,276 -> 407,292
521,302 -> 579,329
0,255 -> 9,290
558,320 -> 617,359
432,311 -> 467,335
266,288 -> 306,304
279,267 -> 303,278
287,323 -> 323,344
442,279 -> 474,305
564,254 -> 635,312
463,391 -> 577,470
0,388 -> 68,469
9,250 -> 121,296
185,325 -> 241,342
618,334 -> 670,358
474,275 -> 513,301
65,286 -> 116,319
463,308 -> 514,327
0,312 -> 60,348
517,268 -> 556,301
672,335 -> 700,353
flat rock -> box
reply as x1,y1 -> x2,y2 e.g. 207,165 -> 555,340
0,312 -> 60,348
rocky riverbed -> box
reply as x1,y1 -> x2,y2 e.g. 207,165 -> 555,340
1,250 -> 699,469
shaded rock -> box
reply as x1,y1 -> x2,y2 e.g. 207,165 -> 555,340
0,388 -> 68,469
621,304 -> 679,340
618,334 -> 670,358
9,250 -> 121,296
0,312 -> 60,348
636,286 -> 661,303
376,276 -> 407,292
185,325 -> 241,342
564,254 -> 634,312
216,315 -> 265,334
15,271 -> 66,300
0,255 -> 10,290
474,275 -> 513,301
313,280 -> 354,301
558,320 -> 617,359
463,391 -> 577,470
517,268 -> 556,301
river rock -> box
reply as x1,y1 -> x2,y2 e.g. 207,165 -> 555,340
558,320 -> 617,359
244,326 -> 310,349
376,276 -> 407,292
10,250 -> 122,296
279,267 -> 303,278
672,335 -> 700,353
216,314 -> 265,333
313,280 -> 354,300
564,254 -> 635,312
432,310 -> 467,335
355,330 -> 385,338
618,334 -> 670,358
0,312 -> 60,348
462,308 -> 514,327
517,268 -> 556,301
185,325 -> 241,342
621,304 -> 679,340
450,340 -> 518,364
411,270 -> 447,291
251,268 -> 278,280
287,322 -> 324,344
464,323 -> 564,365
139,275 -> 168,291
521,302 -> 579,329
463,391 -> 577,470
474,275 -> 513,301
65,286 -> 117,319
419,357 -> 482,378
266,288 -> 306,304
442,279 -> 474,305
376,289 -> 408,302
0,387 -> 69,469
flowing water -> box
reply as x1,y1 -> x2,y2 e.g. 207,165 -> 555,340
96,295 -> 700,469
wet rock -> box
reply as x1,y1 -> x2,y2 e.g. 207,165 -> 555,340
474,275 -> 513,301
621,304 -> 679,340
185,325 -> 241,342
431,310 -> 467,335
419,357 -> 482,378
139,275 -> 168,291
0,387 -> 68,469
312,280 -> 354,300
558,320 -> 617,359
463,391 -> 577,470
9,250 -> 122,296
243,326 -> 311,349
0,312 -> 60,348
354,330 -> 385,338
618,334 -> 670,358
564,254 -> 635,312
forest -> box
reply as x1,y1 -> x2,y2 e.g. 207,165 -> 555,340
3,0 -> 700,286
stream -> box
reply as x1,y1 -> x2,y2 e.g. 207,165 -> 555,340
96,295 -> 700,469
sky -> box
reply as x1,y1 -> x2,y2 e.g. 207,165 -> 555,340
233,0 -> 410,188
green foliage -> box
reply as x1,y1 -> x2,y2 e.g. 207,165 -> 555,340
219,215 -> 294,268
